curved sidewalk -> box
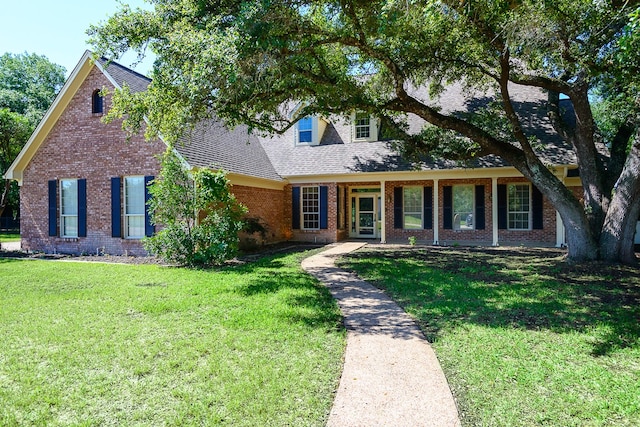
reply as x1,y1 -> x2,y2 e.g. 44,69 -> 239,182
301,242 -> 460,427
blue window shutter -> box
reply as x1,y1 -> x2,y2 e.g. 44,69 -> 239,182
423,186 -> 433,229
475,185 -> 485,230
48,180 -> 57,236
320,186 -> 328,229
443,186 -> 453,229
532,185 -> 543,229
78,179 -> 87,237
111,177 -> 121,238
394,187 -> 403,229
144,176 -> 155,237
497,184 -> 507,230
292,187 -> 300,229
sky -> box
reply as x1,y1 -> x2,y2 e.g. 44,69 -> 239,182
0,0 -> 154,77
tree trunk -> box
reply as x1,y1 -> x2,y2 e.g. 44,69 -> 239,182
600,133 -> 640,264
513,155 -> 599,262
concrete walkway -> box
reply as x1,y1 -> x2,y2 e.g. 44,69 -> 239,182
301,242 -> 460,427
0,241 -> 20,251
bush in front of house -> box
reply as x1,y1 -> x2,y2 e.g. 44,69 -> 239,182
144,148 -> 246,266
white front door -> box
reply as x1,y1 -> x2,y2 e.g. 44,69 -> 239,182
350,193 -> 381,238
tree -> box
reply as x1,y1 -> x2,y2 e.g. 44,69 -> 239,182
89,0 -> 640,263
0,109 -> 31,218
144,148 -> 247,266
0,53 -> 65,217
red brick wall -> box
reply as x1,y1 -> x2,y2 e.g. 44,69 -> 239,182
385,180 -> 435,243
232,184 -> 286,248
20,66 -> 288,256
288,182 -> 340,243
384,178 -> 557,246
437,178 -> 493,245
496,177 -> 556,246
21,67 -> 165,256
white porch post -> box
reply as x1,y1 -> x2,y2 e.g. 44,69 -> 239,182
433,179 -> 439,245
492,177 -> 499,246
556,211 -> 565,247
380,180 -> 386,243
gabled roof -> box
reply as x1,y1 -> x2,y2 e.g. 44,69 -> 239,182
258,82 -> 577,177
6,51 -> 577,186
96,57 -> 151,93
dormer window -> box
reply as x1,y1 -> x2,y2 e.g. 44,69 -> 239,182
298,116 -> 313,143
355,113 -> 371,139
293,114 -> 327,146
92,89 -> 103,114
351,112 -> 379,142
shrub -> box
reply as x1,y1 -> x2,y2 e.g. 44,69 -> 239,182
144,148 -> 247,266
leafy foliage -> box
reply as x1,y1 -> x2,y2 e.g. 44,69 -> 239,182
144,148 -> 247,266
89,1 -> 640,262
0,53 -> 65,217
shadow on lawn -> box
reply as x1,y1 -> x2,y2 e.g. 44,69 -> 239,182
235,251 -> 344,333
341,247 -> 640,357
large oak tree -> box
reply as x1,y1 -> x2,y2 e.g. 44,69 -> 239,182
89,0 -> 640,262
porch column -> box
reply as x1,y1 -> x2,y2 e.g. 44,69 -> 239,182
380,180 -> 386,243
492,177 -> 499,246
556,170 -> 566,247
433,179 -> 439,245
556,211 -> 565,247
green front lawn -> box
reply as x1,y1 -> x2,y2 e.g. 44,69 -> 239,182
0,250 -> 345,426
339,247 -> 640,427
0,232 -> 19,243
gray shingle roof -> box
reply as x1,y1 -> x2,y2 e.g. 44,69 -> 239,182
96,57 -> 577,181
258,83 -> 577,177
99,57 -> 151,93
174,121 -> 282,181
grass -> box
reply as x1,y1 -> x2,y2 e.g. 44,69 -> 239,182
338,246 -> 640,427
0,231 -> 19,243
0,249 -> 345,426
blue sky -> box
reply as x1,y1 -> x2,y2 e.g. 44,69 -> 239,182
1,0 -> 154,76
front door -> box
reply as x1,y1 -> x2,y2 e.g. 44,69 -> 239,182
350,193 -> 381,239
357,196 -> 376,237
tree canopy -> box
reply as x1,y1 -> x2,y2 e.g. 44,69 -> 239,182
0,53 -> 66,217
90,0 -> 640,262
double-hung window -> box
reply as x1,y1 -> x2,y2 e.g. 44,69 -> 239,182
355,113 -> 371,139
453,185 -> 474,230
508,183 -> 531,230
302,186 -> 320,229
298,116 -> 313,143
403,186 -> 422,229
124,176 -> 146,238
60,179 -> 78,237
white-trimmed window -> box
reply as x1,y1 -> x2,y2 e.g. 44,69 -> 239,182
298,116 -> 313,143
355,113 -> 371,139
453,185 -> 474,230
403,186 -> 422,229
124,176 -> 145,238
351,112 -> 379,142
302,186 -> 320,229
60,179 -> 78,237
508,183 -> 531,230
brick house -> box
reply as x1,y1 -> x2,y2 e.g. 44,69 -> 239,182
5,51 -> 587,255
